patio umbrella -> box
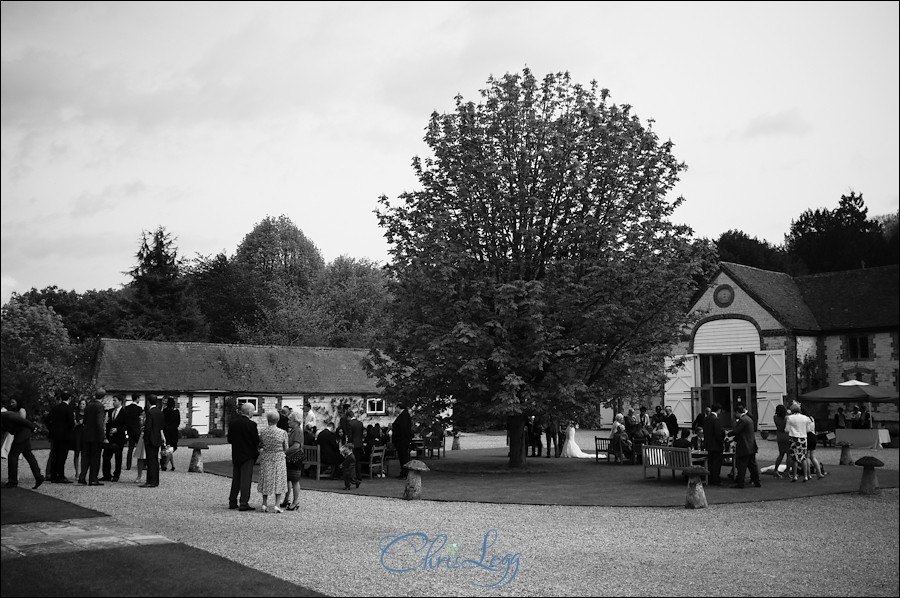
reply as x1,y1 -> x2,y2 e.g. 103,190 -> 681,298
799,381 -> 899,403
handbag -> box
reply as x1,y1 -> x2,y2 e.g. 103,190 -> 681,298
286,443 -> 304,466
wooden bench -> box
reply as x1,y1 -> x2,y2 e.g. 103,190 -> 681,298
302,444 -> 321,481
594,437 -> 612,463
642,445 -> 707,482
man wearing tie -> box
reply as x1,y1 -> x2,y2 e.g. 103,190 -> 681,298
101,394 -> 127,482
391,403 -> 413,479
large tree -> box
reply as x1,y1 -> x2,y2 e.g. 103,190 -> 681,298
369,68 -> 716,467
118,226 -> 207,341
784,192 -> 891,273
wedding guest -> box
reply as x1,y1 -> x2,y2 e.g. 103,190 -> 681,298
162,396 -> 181,470
72,397 -> 87,480
258,410 -> 288,513
283,411 -> 305,511
79,388 -> 107,486
805,409 -> 827,480
227,402 -> 259,511
140,394 -> 165,488
122,394 -> 143,471
45,390 -> 74,483
772,404 -> 791,478
2,396 -> 44,489
785,403 -> 811,482
702,404 -> 726,486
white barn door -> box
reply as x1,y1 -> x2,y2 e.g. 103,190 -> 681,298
754,350 -> 786,432
665,355 -> 698,427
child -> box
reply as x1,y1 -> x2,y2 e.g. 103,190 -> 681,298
340,445 -> 359,490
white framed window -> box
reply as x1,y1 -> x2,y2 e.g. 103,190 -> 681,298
236,397 -> 260,414
366,398 -> 385,415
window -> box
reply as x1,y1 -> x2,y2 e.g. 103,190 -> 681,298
366,398 -> 385,415
847,336 -> 870,360
236,397 -> 259,414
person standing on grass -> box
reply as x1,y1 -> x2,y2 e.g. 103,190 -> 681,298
785,402 -> 811,482
702,404 -> 726,486
228,402 -> 260,511
392,403 -> 413,478
2,396 -> 45,489
161,396 -> 180,470
542,412 -> 558,458
772,404 -> 792,478
45,390 -> 74,483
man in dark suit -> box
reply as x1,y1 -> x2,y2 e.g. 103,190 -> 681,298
228,402 -> 259,510
664,406 -> 680,439
542,413 -> 558,458
79,388 -> 107,486
46,390 -> 74,483
732,405 -> 761,489
348,410 -> 365,484
392,403 -> 413,479
316,424 -> 342,479
140,394 -> 165,488
101,394 -> 127,482
122,394 -> 143,470
339,404 -> 352,440
702,404 -> 726,486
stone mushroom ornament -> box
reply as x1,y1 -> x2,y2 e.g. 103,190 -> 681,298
837,441 -> 854,466
188,442 -> 210,473
855,456 -> 884,495
402,460 -> 430,500
684,466 -> 710,509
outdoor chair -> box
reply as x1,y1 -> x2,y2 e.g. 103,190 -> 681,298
362,446 -> 386,479
302,444 -> 321,481
425,434 -> 446,459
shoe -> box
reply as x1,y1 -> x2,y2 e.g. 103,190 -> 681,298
344,486 -> 351,491
238,506 -> 255,512
355,480 -> 361,488
803,477 -> 809,482
32,475 -> 45,489
59,478 -> 74,484
753,482 -> 762,488
287,504 -> 299,511
279,500 -> 290,509
98,477 -> 112,482
274,506 -> 283,514
89,482 -> 104,486
77,479 -> 87,485
229,504 -> 238,510
111,477 -> 119,483
138,483 -> 157,488
261,505 -> 269,513
134,478 -> 143,484
791,476 -> 797,482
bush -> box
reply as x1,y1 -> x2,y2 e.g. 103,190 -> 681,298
182,427 -> 200,439
209,428 -> 225,438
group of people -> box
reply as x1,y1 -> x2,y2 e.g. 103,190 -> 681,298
833,404 -> 872,429
606,405 -> 680,464
227,402 -> 417,512
2,388 -> 176,490
773,402 -> 829,482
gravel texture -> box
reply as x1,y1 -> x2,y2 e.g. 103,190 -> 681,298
18,432 -> 900,597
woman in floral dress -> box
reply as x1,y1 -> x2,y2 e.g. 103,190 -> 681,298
258,410 -> 288,512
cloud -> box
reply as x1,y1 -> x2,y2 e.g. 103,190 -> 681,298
742,109 -> 812,139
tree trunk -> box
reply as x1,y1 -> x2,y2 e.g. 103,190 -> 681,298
508,414 -> 527,469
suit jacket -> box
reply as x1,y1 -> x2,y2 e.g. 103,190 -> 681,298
702,413 -> 726,452
733,413 -> 758,456
106,406 -> 128,445
392,409 -> 413,445
349,418 -> 364,449
316,428 -> 341,465
143,406 -> 164,447
1,410 -> 34,444
122,403 -> 143,440
664,413 -> 679,437
47,401 -> 74,443
83,399 -> 107,444
228,414 -> 260,465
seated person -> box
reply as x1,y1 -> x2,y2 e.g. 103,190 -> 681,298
672,428 -> 692,449
630,423 -> 650,464
650,422 -> 670,446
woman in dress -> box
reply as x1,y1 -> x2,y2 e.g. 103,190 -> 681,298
72,397 -> 87,480
283,411 -> 304,511
258,410 -> 288,513
162,396 -> 180,470
608,413 -> 629,464
132,409 -> 147,483
650,421 -> 670,446
560,421 -> 593,458
785,403 -> 811,482
772,404 -> 791,478
804,409 -> 827,479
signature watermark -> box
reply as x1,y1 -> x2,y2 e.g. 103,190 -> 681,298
378,529 -> 520,588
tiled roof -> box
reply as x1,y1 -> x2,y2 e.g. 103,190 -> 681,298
719,262 -> 820,331
719,262 -> 899,332
94,338 -> 380,395
794,265 -> 900,331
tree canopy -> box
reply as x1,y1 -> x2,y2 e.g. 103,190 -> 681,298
368,68 -> 716,466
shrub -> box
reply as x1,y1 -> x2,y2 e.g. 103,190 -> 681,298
182,427 -> 200,439
209,428 -> 225,438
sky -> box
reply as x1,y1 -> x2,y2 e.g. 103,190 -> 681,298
2,1 -> 898,304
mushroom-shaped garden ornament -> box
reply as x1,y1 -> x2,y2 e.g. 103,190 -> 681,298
684,466 -> 710,509
188,442 -> 210,473
837,441 -> 854,466
402,460 -> 430,500
855,456 -> 884,495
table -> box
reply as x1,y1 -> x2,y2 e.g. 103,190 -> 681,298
835,428 -> 891,450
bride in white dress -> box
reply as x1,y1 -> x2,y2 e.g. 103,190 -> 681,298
560,421 -> 594,458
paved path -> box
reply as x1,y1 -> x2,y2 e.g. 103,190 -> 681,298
1,517 -> 174,560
